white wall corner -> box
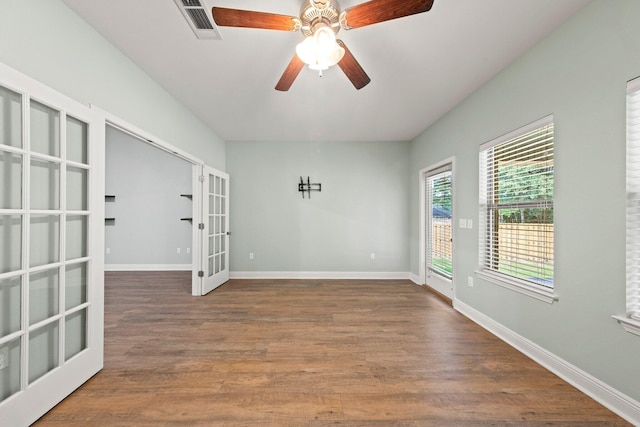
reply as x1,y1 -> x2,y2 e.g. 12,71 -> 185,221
454,299 -> 640,426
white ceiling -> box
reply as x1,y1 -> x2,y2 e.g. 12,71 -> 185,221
62,0 -> 591,142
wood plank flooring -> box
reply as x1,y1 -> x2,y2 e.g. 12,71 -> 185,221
34,272 -> 631,426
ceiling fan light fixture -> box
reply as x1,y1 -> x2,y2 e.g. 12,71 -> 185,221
295,26 -> 345,72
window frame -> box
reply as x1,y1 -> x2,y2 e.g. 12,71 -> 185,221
477,115 -> 559,304
613,77 -> 640,336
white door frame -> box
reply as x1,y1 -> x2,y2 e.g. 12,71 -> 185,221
419,156 -> 456,300
0,63 -> 104,426
103,114 -> 205,296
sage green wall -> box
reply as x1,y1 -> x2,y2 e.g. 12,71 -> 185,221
0,0 -> 225,170
410,0 -> 640,401
227,140 -> 410,273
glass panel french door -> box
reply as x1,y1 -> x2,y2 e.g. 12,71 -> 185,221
425,164 -> 454,299
0,64 -> 103,426
201,165 -> 229,295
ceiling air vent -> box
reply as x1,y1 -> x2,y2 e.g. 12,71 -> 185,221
174,0 -> 222,40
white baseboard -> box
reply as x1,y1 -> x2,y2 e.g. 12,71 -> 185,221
454,299 -> 640,425
105,264 -> 192,271
229,271 -> 411,280
409,273 -> 421,285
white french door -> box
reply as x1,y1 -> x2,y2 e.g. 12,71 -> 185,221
0,64 -> 104,426
422,160 -> 454,299
199,165 -> 229,295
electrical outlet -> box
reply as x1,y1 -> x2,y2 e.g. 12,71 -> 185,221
459,219 -> 467,229
0,348 -> 8,370
249,252 -> 254,260
177,248 -> 181,254
468,276 -> 474,287
370,253 -> 376,260
106,247 -> 110,255
186,248 -> 191,254
467,219 -> 473,229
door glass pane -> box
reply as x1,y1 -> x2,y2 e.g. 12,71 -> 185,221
220,254 -> 225,271
65,262 -> 87,310
66,167 -> 88,211
29,268 -> 59,325
0,215 -> 22,274
0,85 -> 22,148
428,170 -> 453,279
208,257 -> 214,277
215,255 -> 220,274
66,116 -> 88,164
220,178 -> 226,196
66,215 -> 87,260
30,215 -> 60,267
0,151 -> 22,209
65,309 -> 87,361
0,276 -> 21,336
30,159 -> 60,210
209,195 -> 215,214
208,236 -> 214,256
28,321 -> 59,383
209,174 -> 215,193
0,337 -> 21,402
30,100 -> 59,157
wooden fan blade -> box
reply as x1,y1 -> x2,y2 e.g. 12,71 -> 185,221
212,7 -> 300,31
275,54 -> 305,91
337,40 -> 371,90
341,0 -> 434,29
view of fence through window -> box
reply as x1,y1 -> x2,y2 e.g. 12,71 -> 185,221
480,119 -> 554,287
428,170 -> 452,278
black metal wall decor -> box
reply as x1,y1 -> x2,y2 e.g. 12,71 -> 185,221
298,176 -> 321,198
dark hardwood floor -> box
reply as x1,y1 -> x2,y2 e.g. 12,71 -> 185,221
34,272 -> 630,426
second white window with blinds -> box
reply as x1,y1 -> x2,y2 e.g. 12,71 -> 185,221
478,115 -> 556,302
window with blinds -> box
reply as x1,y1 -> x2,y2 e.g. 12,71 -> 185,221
426,168 -> 453,279
479,115 -> 554,290
626,78 -> 640,322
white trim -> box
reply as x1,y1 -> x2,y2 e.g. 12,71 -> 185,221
409,273 -> 421,285
628,75 -> 640,93
105,264 -> 192,271
612,315 -> 640,337
476,269 -> 558,304
479,114 -> 554,151
230,271 -> 411,280
455,299 -> 640,426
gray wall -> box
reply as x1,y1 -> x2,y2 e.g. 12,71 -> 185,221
105,126 -> 192,268
0,0 -> 225,170
409,0 -> 640,403
226,140 -> 410,273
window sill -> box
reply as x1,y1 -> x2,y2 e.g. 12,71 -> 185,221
612,315 -> 640,337
476,270 -> 559,304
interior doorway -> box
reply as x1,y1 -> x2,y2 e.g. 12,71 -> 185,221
104,118 -> 229,296
420,158 -> 455,300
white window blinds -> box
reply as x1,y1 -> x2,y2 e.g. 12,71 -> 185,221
479,116 -> 554,288
626,78 -> 640,321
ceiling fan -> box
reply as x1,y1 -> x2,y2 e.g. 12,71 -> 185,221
211,0 -> 435,91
